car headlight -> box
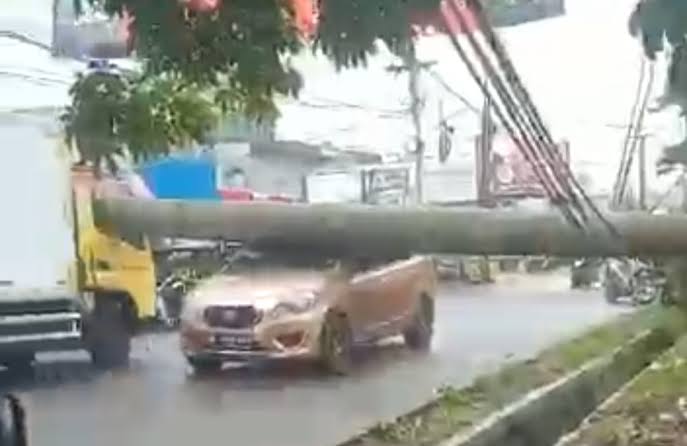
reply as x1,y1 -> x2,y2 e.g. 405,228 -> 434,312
267,292 -> 318,319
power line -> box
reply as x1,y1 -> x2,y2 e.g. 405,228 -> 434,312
438,3 -> 585,228
466,0 -> 618,235
443,2 -> 576,210
464,1 -> 584,217
291,98 -> 408,118
0,30 -> 51,52
613,59 -> 655,208
425,69 -> 480,115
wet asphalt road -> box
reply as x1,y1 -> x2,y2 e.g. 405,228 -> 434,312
1,274 -> 629,446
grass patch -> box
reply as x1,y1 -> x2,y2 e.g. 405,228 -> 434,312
563,333 -> 687,446
345,307 -> 687,446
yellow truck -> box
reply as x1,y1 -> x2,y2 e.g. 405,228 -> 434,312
0,130 -> 156,370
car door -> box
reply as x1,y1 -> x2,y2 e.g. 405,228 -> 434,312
345,261 -> 392,341
370,258 -> 418,333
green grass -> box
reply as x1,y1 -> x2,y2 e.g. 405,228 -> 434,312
346,307 -> 687,446
564,333 -> 687,446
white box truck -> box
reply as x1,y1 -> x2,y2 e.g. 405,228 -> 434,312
0,112 -> 83,370
0,110 -> 157,370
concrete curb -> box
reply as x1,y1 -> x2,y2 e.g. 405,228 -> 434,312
438,327 -> 674,446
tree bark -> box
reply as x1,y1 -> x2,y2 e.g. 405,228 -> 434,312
94,198 -> 687,258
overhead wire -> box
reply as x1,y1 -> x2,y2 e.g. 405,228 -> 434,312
613,56 -> 647,206
464,1 -> 590,216
465,1 -> 582,212
459,0 -> 618,234
425,69 -> 481,114
468,0 -> 619,236
0,30 -> 51,52
615,61 -> 655,208
441,0 -> 585,228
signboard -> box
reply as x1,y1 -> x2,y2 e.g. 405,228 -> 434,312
483,133 -> 570,199
362,166 -> 411,206
303,170 -> 361,204
303,164 -> 411,205
424,164 -> 477,204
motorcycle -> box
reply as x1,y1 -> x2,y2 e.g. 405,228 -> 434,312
155,268 -> 200,327
570,258 -> 603,289
603,258 -> 669,306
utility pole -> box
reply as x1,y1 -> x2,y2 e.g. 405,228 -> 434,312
637,134 -> 647,210
405,42 -> 425,205
388,41 -> 435,205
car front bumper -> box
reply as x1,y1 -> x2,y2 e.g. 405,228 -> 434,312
180,310 -> 325,362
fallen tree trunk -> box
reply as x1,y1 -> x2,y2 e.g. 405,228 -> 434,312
94,198 -> 687,257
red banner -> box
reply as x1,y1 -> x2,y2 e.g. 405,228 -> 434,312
487,134 -> 570,199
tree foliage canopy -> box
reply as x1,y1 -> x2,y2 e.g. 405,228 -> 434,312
630,0 -> 687,168
64,0 -> 444,168
64,0 -> 542,169
61,63 -> 219,170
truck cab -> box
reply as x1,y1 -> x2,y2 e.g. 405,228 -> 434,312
0,119 -> 156,370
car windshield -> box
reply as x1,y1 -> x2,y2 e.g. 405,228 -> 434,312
224,249 -> 339,272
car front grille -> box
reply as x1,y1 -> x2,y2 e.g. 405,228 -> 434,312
204,305 -> 261,329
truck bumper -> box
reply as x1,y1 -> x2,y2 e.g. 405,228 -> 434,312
0,298 -> 83,355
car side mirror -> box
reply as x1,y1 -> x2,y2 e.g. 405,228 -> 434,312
0,394 -> 27,446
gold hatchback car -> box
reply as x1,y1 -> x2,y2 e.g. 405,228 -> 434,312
180,251 -> 437,374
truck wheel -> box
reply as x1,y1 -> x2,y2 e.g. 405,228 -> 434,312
88,296 -> 131,370
186,356 -> 223,374
0,396 -> 19,446
319,312 -> 353,375
404,295 -> 434,350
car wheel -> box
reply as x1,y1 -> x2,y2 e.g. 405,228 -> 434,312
88,296 -> 131,370
404,295 -> 434,350
319,312 -> 353,375
186,356 -> 223,374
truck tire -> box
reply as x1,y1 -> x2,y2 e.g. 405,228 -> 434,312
0,396 -> 18,446
319,312 -> 353,375
88,296 -> 131,370
403,295 -> 434,350
0,395 -> 25,446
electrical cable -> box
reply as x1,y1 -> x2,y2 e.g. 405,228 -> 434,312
464,0 -> 584,212
616,62 -> 655,207
613,56 -> 647,206
465,0 -> 619,236
443,1 -> 584,226
439,3 -> 585,229
0,30 -> 51,52
425,69 -> 481,114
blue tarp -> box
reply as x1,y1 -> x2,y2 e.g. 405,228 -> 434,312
138,153 -> 220,200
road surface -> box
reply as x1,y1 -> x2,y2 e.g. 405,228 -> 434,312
1,275 -> 629,446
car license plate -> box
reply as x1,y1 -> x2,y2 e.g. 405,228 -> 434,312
216,333 -> 254,350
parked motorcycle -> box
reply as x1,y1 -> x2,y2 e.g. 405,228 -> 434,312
155,268 -> 200,327
570,258 -> 603,289
603,258 -> 669,306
